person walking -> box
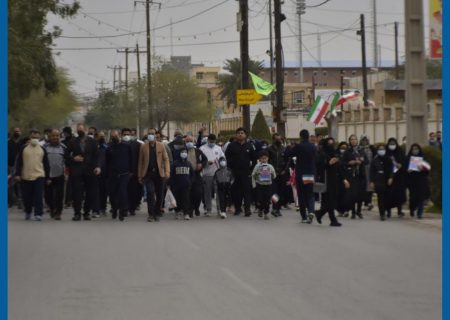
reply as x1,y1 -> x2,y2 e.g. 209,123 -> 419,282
268,133 -> 288,217
286,129 -> 317,224
369,144 -> 394,221
185,135 -> 207,217
44,129 -> 68,220
214,157 -> 234,219
359,134 -> 375,211
252,150 -> 276,220
170,148 -> 195,220
336,142 -> 350,217
138,130 -> 171,222
122,128 -> 143,216
200,134 -> 224,217
385,137 -> 406,218
225,128 -> 257,216
405,144 -> 431,219
96,131 -> 108,216
14,129 -> 50,221
66,123 -> 101,221
313,137 -> 342,227
106,130 -> 132,221
8,127 -> 23,208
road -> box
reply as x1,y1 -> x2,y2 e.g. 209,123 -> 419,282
9,207 -> 442,320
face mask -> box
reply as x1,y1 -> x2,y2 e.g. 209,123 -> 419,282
219,160 -> 227,167
201,138 -> 208,145
30,139 -> 39,146
148,134 -> 155,142
292,157 -> 297,164
377,150 -> 386,157
180,152 -> 188,159
186,142 -> 194,150
13,133 -> 20,139
208,143 -> 215,148
340,149 -> 346,154
122,135 -> 131,142
111,137 -> 119,144
262,145 -> 268,150
411,149 -> 420,156
77,131 -> 85,138
88,134 -> 94,139
44,134 -> 48,141
388,144 -> 396,151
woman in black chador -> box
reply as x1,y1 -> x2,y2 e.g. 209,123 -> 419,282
385,137 -> 406,218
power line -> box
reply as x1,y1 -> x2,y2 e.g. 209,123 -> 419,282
306,0 -> 332,8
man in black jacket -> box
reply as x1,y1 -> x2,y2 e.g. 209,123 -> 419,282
106,130 -> 132,221
8,127 -> 22,208
122,128 -> 143,216
268,133 -> 288,217
286,129 -> 316,223
67,123 -> 101,221
225,127 -> 256,216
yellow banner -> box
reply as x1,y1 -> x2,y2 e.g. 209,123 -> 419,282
236,89 -> 262,105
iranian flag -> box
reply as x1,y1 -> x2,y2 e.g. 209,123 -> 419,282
307,96 -> 330,125
336,91 -> 360,106
328,92 -> 341,116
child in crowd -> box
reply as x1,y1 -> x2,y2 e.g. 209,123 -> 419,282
170,147 -> 195,220
252,150 -> 277,220
213,156 -> 234,219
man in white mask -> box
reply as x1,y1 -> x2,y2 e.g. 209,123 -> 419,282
14,129 -> 50,221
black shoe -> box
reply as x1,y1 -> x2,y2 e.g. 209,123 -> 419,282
129,210 -> 136,216
277,211 -> 282,217
367,204 -> 374,211
343,212 -> 349,218
154,216 -> 160,222
357,213 -> 363,219
351,215 -> 356,219
330,222 -> 342,227
380,216 -> 386,221
83,215 -> 91,221
147,216 -> 154,222
72,215 -> 81,221
234,211 -> 241,216
112,211 -> 117,219
195,210 -> 200,217
258,212 -> 263,218
398,212 -> 405,218
314,211 -> 322,224
271,210 -> 278,217
244,211 -> 252,217
119,216 -> 125,221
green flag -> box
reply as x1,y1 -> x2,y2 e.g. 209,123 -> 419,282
248,71 -> 275,96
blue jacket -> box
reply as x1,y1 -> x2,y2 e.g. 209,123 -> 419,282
170,159 -> 194,190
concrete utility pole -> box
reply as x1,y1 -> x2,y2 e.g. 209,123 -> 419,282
134,0 -> 161,128
274,0 -> 285,136
238,0 -> 250,132
405,0 -> 428,146
394,21 -> 399,79
107,65 -> 118,91
357,14 -> 369,107
116,49 -> 130,92
372,0 -> 378,67
95,81 -> 109,95
268,0 -> 274,85
296,0 -> 305,82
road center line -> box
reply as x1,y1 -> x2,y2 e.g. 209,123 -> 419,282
221,267 -> 261,297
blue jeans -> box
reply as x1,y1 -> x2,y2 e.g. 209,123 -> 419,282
21,178 -> 45,216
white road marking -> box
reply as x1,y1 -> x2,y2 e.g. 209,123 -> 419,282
221,267 -> 261,296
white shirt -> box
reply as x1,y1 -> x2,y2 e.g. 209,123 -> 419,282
200,144 -> 225,177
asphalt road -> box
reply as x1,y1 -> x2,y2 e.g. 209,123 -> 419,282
9,207 -> 442,320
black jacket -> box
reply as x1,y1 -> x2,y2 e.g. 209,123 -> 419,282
8,139 -> 22,168
370,155 -> 393,188
67,136 -> 100,176
225,140 -> 257,176
106,142 -> 132,176
170,159 -> 195,190
268,143 -> 287,175
285,141 -> 317,178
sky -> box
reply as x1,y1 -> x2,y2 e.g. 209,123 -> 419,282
48,0 -> 432,99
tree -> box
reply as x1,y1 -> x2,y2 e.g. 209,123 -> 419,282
218,58 -> 264,104
250,109 -> 272,141
392,59 -> 442,79
8,0 -> 80,112
8,68 -> 78,129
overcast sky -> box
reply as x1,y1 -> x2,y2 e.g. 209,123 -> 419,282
48,0 -> 432,98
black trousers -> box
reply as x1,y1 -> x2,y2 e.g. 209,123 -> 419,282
256,184 -> 272,214
71,174 -> 99,217
109,173 -> 130,217
189,178 -> 203,215
144,175 -> 164,218
173,186 -> 191,216
317,192 -> 339,224
44,175 -> 65,216
375,186 -> 387,218
296,181 -> 314,220
217,183 -> 232,213
64,176 -> 72,206
232,173 -> 252,214
272,173 -> 288,210
128,174 -> 142,213
21,178 -> 45,216
98,174 -> 108,212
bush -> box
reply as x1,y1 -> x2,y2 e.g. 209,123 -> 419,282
315,127 -> 328,137
250,109 -> 272,141
218,130 -> 236,143
422,146 -> 442,210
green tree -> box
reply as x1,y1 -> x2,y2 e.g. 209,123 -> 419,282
218,58 -> 264,104
8,68 -> 78,129
392,59 -> 442,79
8,0 -> 80,112
250,109 -> 272,141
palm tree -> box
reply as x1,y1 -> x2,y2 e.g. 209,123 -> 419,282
218,58 -> 264,104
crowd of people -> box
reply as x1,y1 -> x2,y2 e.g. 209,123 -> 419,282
8,123 -> 436,226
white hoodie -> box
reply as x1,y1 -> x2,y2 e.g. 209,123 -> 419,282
200,144 -> 225,177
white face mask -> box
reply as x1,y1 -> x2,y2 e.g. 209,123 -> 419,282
186,142 -> 194,150
122,135 -> 131,142
219,160 -> 227,167
377,150 -> 386,157
148,134 -> 155,142
388,144 -> 396,151
30,139 -> 39,146
180,152 -> 188,159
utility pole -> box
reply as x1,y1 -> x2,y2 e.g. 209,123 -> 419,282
134,0 -> 161,128
394,21 -> 399,79
274,0 -> 285,135
340,69 -> 345,95
238,0 -> 250,132
268,0 -> 274,84
357,14 -> 369,107
372,0 -> 378,67
136,44 -> 142,136
296,0 -> 305,82
95,81 -> 109,95
116,48 -> 130,92
170,17 -> 174,57
405,0 -> 427,146
107,65 -> 118,91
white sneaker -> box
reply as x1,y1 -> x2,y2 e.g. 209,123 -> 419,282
204,211 -> 211,217
184,215 -> 191,220
34,215 -> 42,221
220,212 -> 227,219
